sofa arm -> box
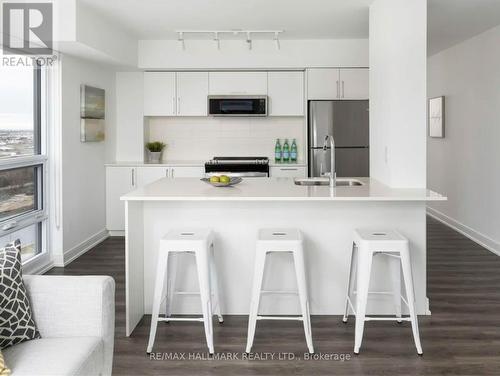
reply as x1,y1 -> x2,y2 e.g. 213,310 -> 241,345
23,275 -> 115,375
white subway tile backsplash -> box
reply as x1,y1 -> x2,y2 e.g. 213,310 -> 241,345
146,116 -> 305,162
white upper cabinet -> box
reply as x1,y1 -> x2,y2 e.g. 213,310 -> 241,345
339,69 -> 369,100
268,71 -> 304,116
176,72 -> 209,116
144,72 -> 176,116
209,72 -> 267,95
307,68 -> 368,100
307,68 -> 340,100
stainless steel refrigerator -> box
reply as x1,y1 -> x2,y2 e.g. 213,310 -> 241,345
308,100 -> 369,178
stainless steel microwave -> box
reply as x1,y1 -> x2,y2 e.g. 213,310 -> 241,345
208,95 -> 267,117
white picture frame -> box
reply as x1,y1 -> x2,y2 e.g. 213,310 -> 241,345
429,96 -> 445,138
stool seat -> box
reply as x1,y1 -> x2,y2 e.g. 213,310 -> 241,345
161,229 -> 213,244
343,228 -> 423,355
147,228 -> 223,354
246,228 -> 314,354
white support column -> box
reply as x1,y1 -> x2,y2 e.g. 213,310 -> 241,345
369,0 -> 427,188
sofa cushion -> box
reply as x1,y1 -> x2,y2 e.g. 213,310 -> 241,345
0,240 -> 40,350
2,337 -> 103,376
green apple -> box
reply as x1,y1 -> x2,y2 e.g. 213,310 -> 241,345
219,175 -> 230,184
209,176 -> 220,183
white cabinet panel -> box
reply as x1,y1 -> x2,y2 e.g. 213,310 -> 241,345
307,68 -> 340,100
176,72 -> 209,116
268,71 -> 304,116
170,166 -> 204,178
270,166 -> 307,178
106,167 -> 136,231
137,166 -> 169,186
143,72 -> 176,116
209,72 -> 267,95
339,69 -> 369,99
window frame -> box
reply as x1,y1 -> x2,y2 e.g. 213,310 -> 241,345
0,62 -> 48,266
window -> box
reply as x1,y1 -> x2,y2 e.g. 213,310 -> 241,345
0,56 -> 47,265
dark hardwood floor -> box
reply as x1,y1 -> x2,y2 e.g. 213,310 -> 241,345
45,217 -> 500,375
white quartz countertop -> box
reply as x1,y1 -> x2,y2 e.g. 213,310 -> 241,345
105,160 -> 205,167
121,177 -> 446,202
105,161 -> 307,167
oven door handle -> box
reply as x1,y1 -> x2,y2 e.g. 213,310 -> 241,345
205,172 -> 269,178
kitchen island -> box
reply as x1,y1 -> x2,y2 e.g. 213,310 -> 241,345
121,177 -> 445,336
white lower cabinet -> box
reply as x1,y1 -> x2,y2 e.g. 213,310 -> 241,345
106,167 -> 137,232
169,166 -> 204,178
270,166 -> 307,178
106,165 -> 205,232
136,166 -> 169,186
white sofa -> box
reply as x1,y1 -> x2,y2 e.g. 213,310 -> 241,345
3,275 -> 115,376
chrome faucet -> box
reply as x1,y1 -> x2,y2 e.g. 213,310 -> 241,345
323,135 -> 336,187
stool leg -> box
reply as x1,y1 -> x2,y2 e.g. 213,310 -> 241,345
210,243 -> 224,323
293,248 -> 314,354
147,250 -> 170,353
389,255 -> 402,323
165,252 -> 178,319
354,248 -> 373,355
400,250 -> 423,355
245,249 -> 267,353
195,248 -> 214,354
343,243 -> 357,323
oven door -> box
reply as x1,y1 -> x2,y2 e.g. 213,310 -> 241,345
208,96 -> 267,116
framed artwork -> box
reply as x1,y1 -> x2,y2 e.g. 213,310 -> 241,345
429,96 -> 445,138
80,85 -> 105,142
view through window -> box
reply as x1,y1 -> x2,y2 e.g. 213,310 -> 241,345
0,56 -> 46,264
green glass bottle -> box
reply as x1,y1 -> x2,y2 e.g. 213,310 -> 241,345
274,139 -> 282,163
282,139 -> 290,163
290,139 -> 298,163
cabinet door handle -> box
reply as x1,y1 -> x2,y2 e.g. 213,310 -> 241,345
173,97 -> 176,115
336,80 -> 339,98
171,168 -> 175,178
342,81 -> 345,98
131,169 -> 135,186
165,169 -> 169,177
280,168 -> 298,171
177,97 -> 180,115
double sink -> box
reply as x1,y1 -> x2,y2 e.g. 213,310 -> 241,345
294,177 -> 363,187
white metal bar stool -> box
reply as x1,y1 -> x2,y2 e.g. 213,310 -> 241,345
343,229 -> 423,355
147,229 -> 223,354
246,228 -> 314,354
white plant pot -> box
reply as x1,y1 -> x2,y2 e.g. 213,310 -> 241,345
148,151 -> 162,163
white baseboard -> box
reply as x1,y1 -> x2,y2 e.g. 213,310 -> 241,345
108,230 -> 125,237
427,207 -> 500,256
62,228 -> 109,266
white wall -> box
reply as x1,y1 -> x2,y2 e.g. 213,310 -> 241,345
139,39 -> 368,69
427,25 -> 500,254
147,117 -> 305,162
59,54 -> 116,264
369,0 -> 427,188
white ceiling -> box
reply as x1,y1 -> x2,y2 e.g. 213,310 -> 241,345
79,0 -> 500,55
428,0 -> 500,55
79,0 -> 372,40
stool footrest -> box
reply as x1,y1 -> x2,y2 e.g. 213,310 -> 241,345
364,317 -> 411,322
257,315 -> 304,321
260,290 -> 298,295
158,317 -> 205,323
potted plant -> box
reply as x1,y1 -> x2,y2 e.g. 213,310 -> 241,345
145,141 -> 166,163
